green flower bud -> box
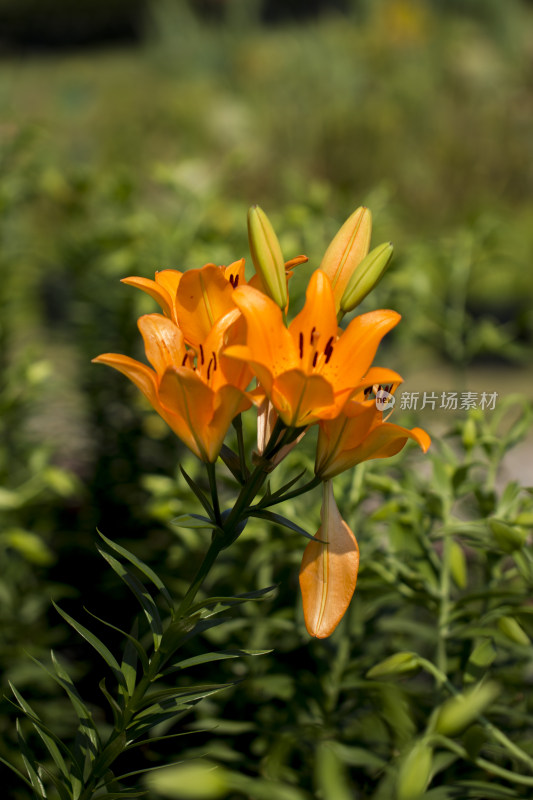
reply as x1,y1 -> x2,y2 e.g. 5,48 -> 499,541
489,518 -> 527,553
247,205 -> 287,309
366,651 -> 420,680
434,682 -> 500,737
498,615 -> 530,645
340,242 -> 393,314
320,206 -> 372,311
396,739 -> 433,800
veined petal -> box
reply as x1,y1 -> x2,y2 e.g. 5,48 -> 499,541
158,367 -> 216,461
206,384 -> 251,462
223,345 -> 274,394
137,314 -> 187,378
231,285 -> 298,376
323,309 -> 401,393
319,421 -> 431,479
92,353 -> 158,405
271,369 -> 335,427
155,269 -> 182,322
299,481 -> 359,638
177,265 -> 235,347
288,270 -> 338,371
121,276 -> 173,319
315,402 -> 376,477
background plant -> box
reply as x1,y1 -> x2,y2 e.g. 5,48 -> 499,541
2,1 -> 533,797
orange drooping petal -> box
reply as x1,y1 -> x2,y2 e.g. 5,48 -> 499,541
137,314 -> 187,378
299,481 -> 359,638
92,353 -> 159,406
271,369 -> 334,427
121,276 -> 174,319
176,264 -> 235,347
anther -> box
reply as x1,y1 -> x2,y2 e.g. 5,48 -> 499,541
212,351 -> 217,372
299,332 -> 304,359
207,357 -> 214,381
181,353 -> 189,367
312,352 -> 318,368
199,344 -> 205,365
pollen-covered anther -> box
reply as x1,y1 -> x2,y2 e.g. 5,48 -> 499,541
323,336 -> 335,364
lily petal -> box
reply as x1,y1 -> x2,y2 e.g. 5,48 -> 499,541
92,353 -> 158,405
121,276 -> 173,319
299,481 -> 359,638
271,369 -> 334,427
177,265 -> 235,347
231,285 -> 298,376
158,367 -> 214,461
137,314 -> 186,378
288,270 -> 338,370
323,309 -> 401,394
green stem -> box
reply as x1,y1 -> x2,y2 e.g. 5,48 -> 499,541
232,414 -> 249,479
437,533 -> 452,680
206,461 -> 222,526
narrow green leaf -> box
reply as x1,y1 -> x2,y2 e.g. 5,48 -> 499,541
97,530 -> 174,612
97,549 -> 163,650
219,445 -> 245,484
16,719 -> 46,798
90,731 -> 127,779
49,651 -> 100,760
180,465 -> 217,515
134,683 -> 234,712
99,678 -> 124,728
9,682 -> 72,784
121,619 -> 140,696
91,794 -> 147,800
259,470 -> 307,504
171,514 -> 220,530
163,649 -> 272,675
187,584 -> 278,616
248,509 -> 318,542
53,602 -> 127,690
84,609 -> 149,676
126,706 -> 194,738
125,730 -> 208,751
0,753 -> 35,791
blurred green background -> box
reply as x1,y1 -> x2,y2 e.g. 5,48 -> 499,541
2,1 -> 533,798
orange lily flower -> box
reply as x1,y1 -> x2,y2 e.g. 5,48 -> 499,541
122,260 -> 246,346
225,269 -> 401,428
299,480 -> 359,638
93,310 -> 251,463
315,383 -> 431,480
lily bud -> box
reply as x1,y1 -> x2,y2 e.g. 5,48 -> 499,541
434,682 -> 500,737
299,481 -> 359,638
366,651 -> 420,680
320,206 -> 372,311
247,205 -> 287,309
397,740 -> 433,800
339,242 -> 393,314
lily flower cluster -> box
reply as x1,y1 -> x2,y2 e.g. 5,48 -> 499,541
94,205 -> 430,638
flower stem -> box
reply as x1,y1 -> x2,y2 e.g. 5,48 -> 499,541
206,461 -> 222,526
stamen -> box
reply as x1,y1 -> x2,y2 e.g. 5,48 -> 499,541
233,274 -> 239,287
199,344 -> 205,365
207,357 -> 214,381
212,351 -> 217,371
181,353 -> 189,367
299,332 -> 304,359
312,352 -> 318,368
324,336 -> 335,364
310,326 -> 316,345
364,386 -> 373,398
